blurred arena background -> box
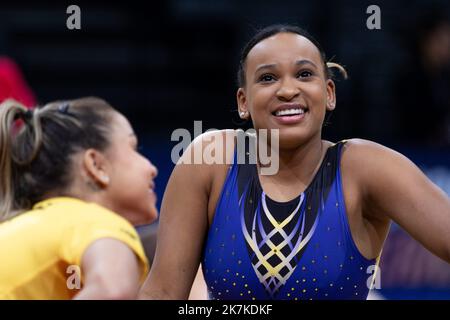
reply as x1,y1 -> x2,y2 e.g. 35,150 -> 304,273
1,0 -> 449,299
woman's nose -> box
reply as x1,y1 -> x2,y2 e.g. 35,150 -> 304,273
276,78 -> 300,101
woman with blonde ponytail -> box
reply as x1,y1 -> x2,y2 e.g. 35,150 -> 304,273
0,100 -> 41,219
0,97 -> 158,299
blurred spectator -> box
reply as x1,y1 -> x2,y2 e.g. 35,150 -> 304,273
0,56 -> 36,107
391,9 -> 450,146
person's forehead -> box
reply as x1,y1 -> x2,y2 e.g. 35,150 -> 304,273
246,33 -> 322,69
111,111 -> 134,137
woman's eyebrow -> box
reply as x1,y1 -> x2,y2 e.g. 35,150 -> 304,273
255,59 -> 318,74
255,63 -> 277,73
296,59 -> 318,69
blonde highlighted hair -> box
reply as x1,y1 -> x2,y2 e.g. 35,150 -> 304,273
0,97 -> 115,221
326,62 -> 348,80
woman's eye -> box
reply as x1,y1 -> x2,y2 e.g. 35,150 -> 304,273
259,74 -> 276,82
298,70 -> 313,78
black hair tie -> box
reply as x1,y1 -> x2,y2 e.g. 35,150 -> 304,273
13,109 -> 34,124
23,109 -> 34,120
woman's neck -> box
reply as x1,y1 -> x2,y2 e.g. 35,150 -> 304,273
257,133 -> 326,185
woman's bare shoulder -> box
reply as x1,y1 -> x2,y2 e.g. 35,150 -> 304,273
172,129 -> 237,192
340,138 -> 426,197
341,138 -> 407,165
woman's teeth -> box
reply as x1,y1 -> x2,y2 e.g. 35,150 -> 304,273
275,108 -> 305,116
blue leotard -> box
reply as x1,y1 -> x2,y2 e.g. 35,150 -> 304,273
202,135 -> 378,300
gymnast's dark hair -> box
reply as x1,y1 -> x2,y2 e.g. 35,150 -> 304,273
0,97 -> 115,221
237,24 -> 347,87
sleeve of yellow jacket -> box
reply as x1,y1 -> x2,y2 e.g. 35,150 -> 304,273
58,202 -> 149,283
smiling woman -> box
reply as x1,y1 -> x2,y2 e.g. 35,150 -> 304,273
139,24 -> 450,301
236,26 -> 347,150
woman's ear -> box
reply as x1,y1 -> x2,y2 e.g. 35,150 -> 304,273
237,88 -> 250,119
326,79 -> 336,111
82,149 -> 110,188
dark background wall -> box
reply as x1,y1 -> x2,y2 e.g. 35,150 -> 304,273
1,0 -> 448,141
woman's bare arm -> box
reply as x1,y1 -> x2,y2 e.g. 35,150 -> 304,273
349,139 -> 450,263
73,238 -> 141,300
139,132 -> 227,299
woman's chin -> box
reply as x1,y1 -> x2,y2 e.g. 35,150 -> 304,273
130,206 -> 158,226
277,133 -> 309,149
146,205 -> 159,223
276,126 -> 321,148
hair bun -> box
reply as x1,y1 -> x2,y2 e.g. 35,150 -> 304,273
326,62 -> 348,80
